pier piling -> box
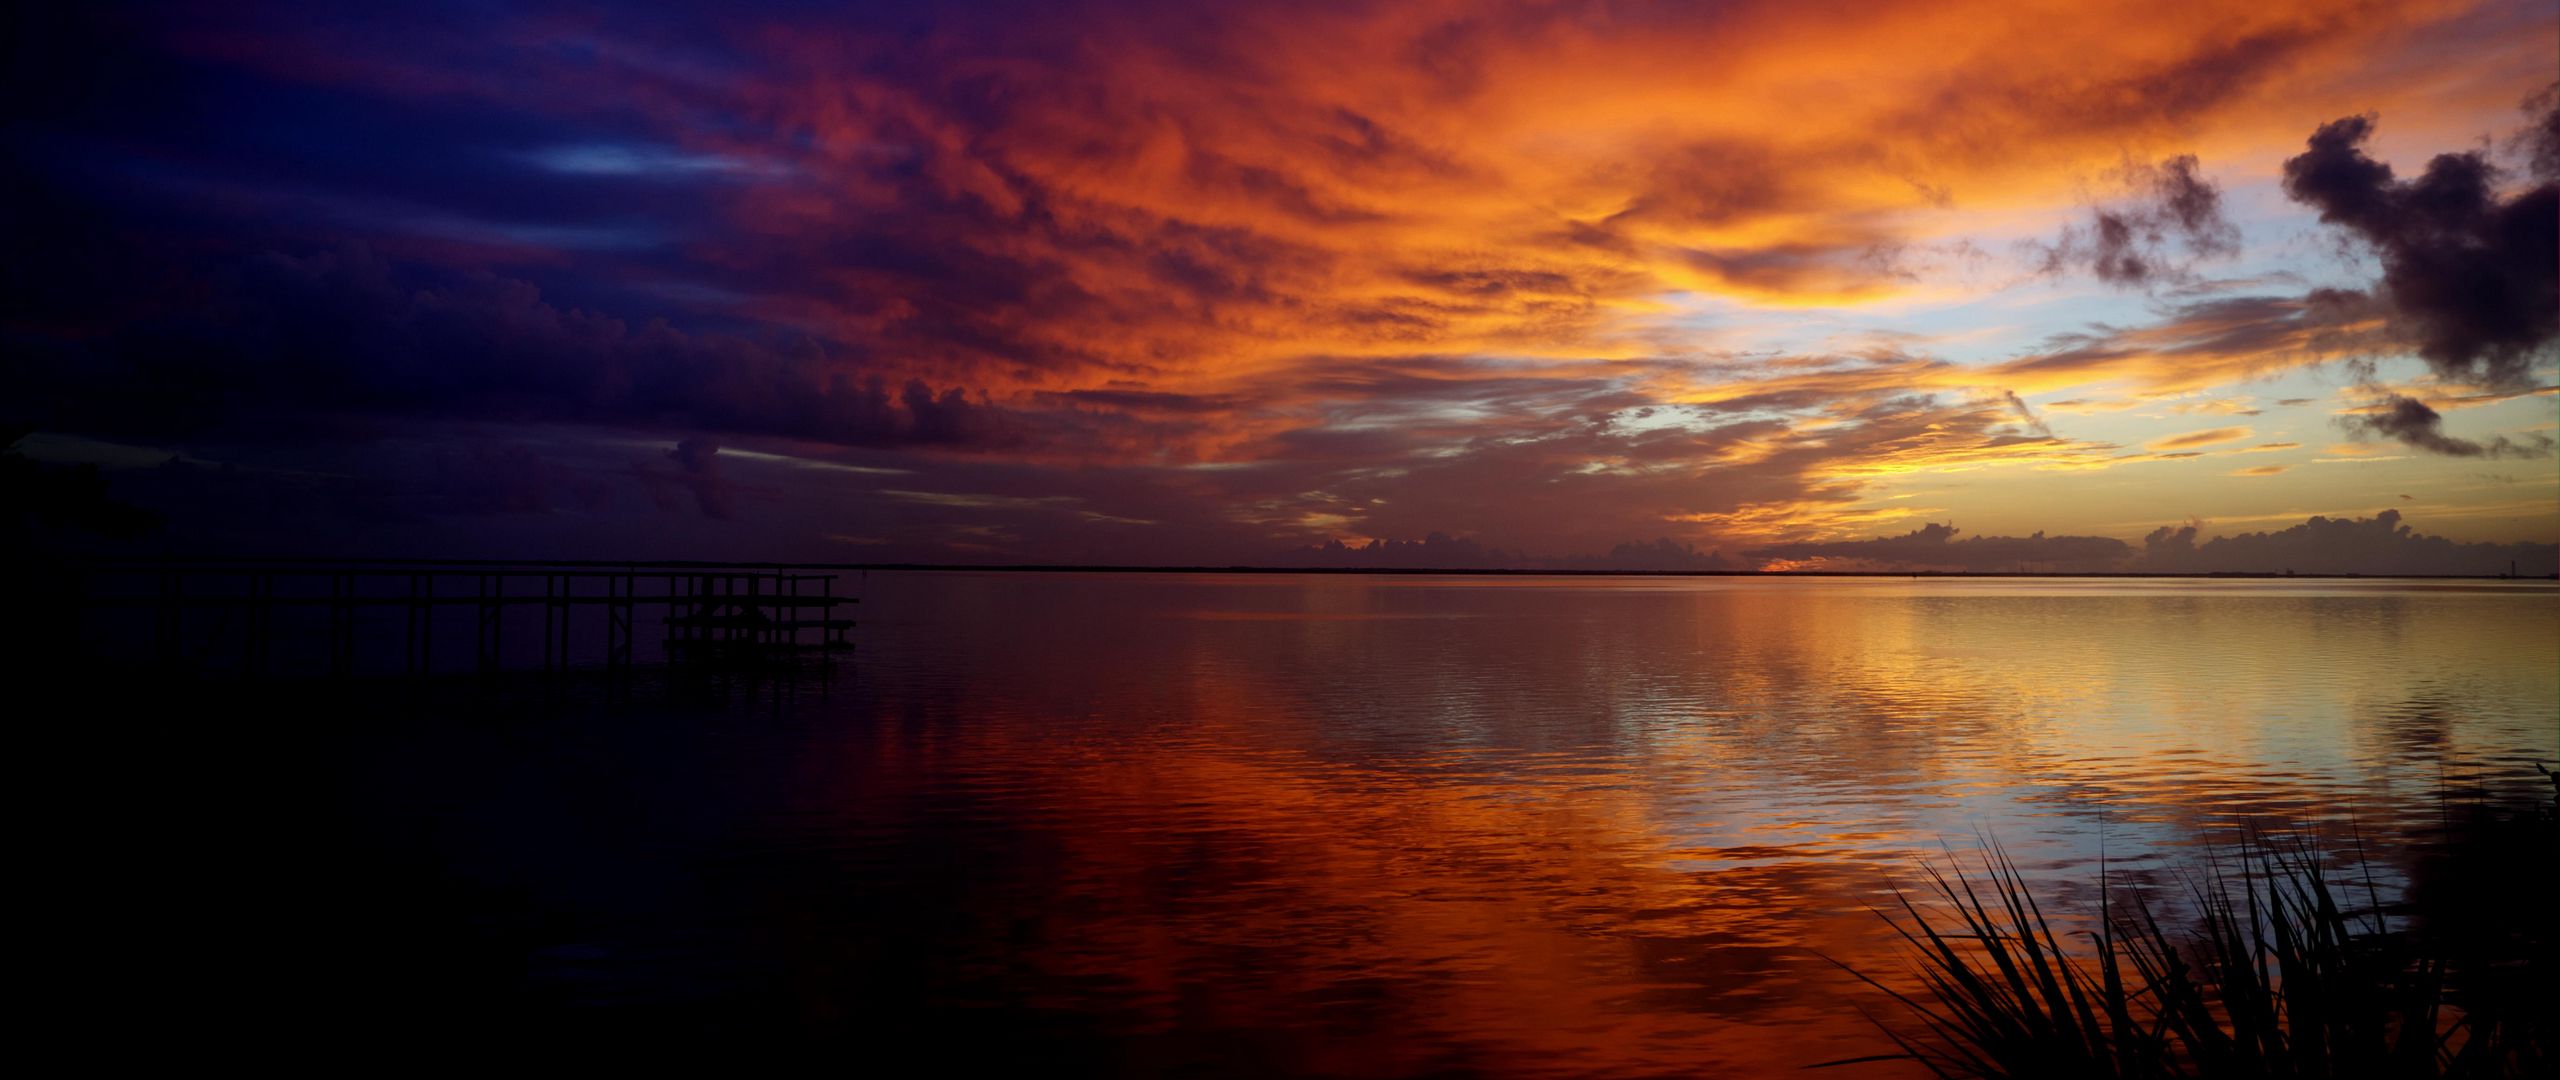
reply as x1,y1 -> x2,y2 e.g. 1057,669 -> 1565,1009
55,559 -> 860,680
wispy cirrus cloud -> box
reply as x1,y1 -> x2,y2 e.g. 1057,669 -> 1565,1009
2148,426 -> 2257,451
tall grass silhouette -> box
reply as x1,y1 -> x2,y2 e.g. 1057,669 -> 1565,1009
1823,774 -> 2554,1078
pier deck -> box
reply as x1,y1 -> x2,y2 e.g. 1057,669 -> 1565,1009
49,558 -> 861,678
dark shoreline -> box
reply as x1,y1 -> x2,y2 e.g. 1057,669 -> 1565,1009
45,555 -> 2560,580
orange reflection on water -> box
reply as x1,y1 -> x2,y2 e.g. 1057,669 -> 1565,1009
635,575 -> 2558,1074
826,694 -> 1922,1075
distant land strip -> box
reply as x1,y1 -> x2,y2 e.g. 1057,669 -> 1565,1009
51,557 -> 2560,580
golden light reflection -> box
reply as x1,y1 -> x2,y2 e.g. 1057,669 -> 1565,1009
790,575 -> 2559,1076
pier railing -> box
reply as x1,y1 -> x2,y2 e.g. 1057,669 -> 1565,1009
49,558 -> 859,679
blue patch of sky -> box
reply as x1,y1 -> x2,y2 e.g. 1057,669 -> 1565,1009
518,142 -> 758,177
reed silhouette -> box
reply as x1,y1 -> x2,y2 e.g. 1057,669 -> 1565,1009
1824,773 -> 2556,1078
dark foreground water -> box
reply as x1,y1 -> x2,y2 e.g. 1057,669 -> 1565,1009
91,574 -> 2558,1073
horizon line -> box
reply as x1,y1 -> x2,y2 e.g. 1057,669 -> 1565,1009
37,555 -> 2560,581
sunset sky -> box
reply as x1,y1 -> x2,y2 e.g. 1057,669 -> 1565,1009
7,1 -> 2555,570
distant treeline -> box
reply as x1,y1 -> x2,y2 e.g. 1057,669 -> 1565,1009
1276,511 -> 2559,576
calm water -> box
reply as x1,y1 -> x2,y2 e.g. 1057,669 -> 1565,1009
177,574 -> 2558,1073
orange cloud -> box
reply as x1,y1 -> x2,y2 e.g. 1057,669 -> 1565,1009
2147,426 -> 2255,451
62,0 -> 2551,562
680,1 -> 2498,399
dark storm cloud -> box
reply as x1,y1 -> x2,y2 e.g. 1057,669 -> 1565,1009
2280,105 -> 2560,387
2524,85 -> 2560,180
4,237 -> 1018,451
2034,155 -> 2242,288
0,10 -> 1015,453
2340,396 -> 2555,459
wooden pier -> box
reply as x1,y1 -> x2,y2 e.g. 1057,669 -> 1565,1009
52,559 -> 859,679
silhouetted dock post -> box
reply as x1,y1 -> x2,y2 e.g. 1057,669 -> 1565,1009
607,571 -> 635,669
824,574 -> 848,650
679,573 -> 694,650
818,573 -> 836,692
696,573 -> 711,649
672,574 -> 690,652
